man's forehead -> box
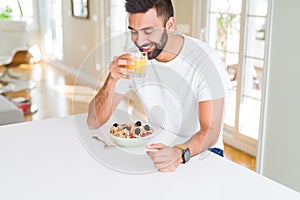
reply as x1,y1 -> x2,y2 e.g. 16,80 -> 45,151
128,8 -> 164,29
128,19 -> 164,30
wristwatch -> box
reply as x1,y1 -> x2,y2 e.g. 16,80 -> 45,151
174,144 -> 191,164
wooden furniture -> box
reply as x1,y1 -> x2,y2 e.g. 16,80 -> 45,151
0,20 -> 30,82
0,48 -> 32,80
0,113 -> 299,199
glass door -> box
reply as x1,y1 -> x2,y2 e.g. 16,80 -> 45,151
207,0 -> 242,129
206,0 -> 270,155
239,0 -> 268,140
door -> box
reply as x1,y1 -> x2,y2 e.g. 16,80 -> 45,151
206,0 -> 270,155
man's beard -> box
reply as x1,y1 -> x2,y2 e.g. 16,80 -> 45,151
136,29 -> 168,60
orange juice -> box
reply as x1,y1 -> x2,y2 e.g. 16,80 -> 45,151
126,52 -> 148,76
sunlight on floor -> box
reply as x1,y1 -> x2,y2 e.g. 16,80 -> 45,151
52,85 -> 97,103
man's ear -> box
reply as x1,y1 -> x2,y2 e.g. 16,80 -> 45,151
165,17 -> 175,30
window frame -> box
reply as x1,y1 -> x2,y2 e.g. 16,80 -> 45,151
201,0 -> 271,156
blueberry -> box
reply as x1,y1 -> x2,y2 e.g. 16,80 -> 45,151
124,126 -> 130,131
135,128 -> 141,135
135,121 -> 142,126
113,123 -> 118,127
144,125 -> 150,131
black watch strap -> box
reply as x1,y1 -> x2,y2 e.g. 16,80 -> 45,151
174,144 -> 191,164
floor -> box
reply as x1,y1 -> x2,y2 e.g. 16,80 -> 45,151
0,62 -> 256,171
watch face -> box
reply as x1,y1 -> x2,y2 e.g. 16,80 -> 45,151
183,148 -> 191,163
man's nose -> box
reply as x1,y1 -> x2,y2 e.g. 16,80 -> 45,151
135,32 -> 147,47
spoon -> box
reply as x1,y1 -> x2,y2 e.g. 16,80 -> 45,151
92,135 -> 115,148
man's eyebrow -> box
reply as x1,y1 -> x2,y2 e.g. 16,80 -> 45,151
128,26 -> 154,31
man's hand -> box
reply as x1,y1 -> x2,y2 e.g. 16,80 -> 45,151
109,54 -> 134,81
146,143 -> 182,172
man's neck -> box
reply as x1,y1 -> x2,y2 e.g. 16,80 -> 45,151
155,33 -> 184,63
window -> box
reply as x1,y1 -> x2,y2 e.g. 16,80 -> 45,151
208,0 -> 242,128
39,0 -> 63,60
0,0 -> 38,30
206,0 -> 270,155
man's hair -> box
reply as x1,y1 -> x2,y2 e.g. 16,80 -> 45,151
125,0 -> 174,25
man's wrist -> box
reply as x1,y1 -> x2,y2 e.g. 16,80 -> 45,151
173,144 -> 191,164
107,73 -> 119,84
173,147 -> 184,163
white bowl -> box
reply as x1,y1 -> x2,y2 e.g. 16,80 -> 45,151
110,133 -> 155,147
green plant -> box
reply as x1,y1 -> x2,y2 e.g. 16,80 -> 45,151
216,12 -> 238,52
0,6 -> 13,19
0,0 -> 23,19
17,0 -> 23,17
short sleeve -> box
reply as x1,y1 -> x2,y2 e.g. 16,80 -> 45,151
196,53 -> 229,102
197,81 -> 213,101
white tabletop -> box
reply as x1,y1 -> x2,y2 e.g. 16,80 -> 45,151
0,113 -> 299,200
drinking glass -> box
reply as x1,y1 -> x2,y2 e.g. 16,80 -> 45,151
125,52 -> 148,77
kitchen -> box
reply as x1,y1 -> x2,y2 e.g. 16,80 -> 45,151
0,0 -> 299,198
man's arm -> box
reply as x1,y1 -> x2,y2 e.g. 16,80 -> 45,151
87,54 -> 134,129
87,75 -> 124,129
184,98 -> 224,157
146,98 -> 225,171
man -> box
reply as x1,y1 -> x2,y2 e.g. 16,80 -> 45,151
87,0 -> 229,172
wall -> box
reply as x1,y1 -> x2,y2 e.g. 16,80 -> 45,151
172,0 -> 194,35
60,0 -> 108,86
258,0 -> 300,192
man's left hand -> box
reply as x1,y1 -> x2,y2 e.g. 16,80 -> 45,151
146,143 -> 182,172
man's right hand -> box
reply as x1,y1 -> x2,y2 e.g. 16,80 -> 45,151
109,54 -> 135,81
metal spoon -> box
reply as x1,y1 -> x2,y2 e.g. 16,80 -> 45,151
92,135 -> 115,148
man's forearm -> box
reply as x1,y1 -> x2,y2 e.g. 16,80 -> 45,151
185,99 -> 224,157
87,75 -> 118,129
185,128 -> 219,157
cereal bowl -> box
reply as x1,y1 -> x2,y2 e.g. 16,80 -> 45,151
109,121 -> 156,147
110,134 -> 155,147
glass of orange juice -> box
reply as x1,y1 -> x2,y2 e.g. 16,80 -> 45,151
126,52 -> 148,77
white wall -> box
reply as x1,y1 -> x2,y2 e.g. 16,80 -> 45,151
258,0 -> 300,192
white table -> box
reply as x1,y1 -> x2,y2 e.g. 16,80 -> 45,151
0,113 -> 299,200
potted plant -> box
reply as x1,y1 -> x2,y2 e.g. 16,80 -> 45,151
0,0 -> 23,19
0,6 -> 13,19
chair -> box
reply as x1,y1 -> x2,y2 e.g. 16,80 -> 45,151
0,48 -> 32,81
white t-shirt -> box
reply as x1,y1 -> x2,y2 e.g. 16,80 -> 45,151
115,34 -> 229,149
